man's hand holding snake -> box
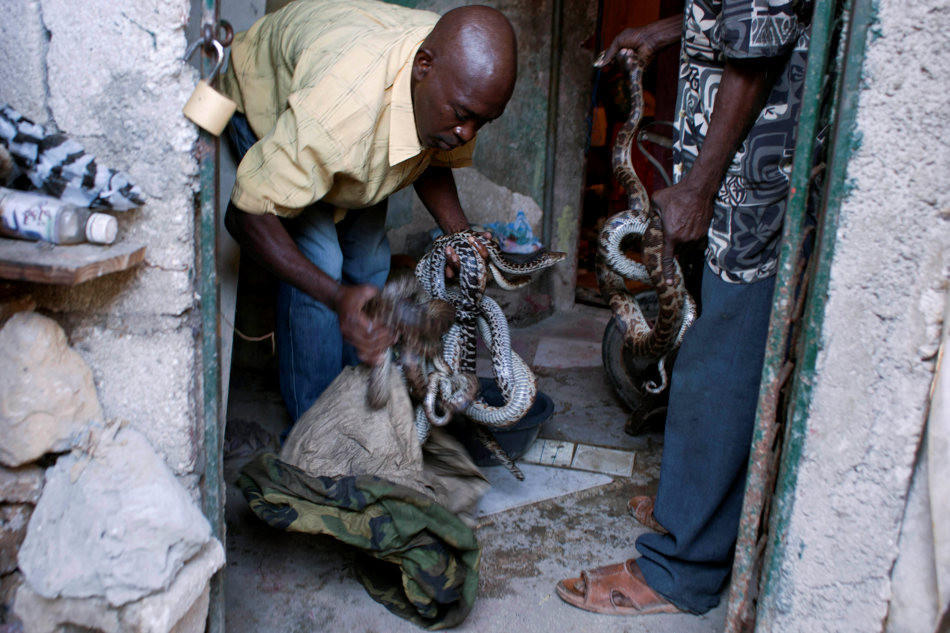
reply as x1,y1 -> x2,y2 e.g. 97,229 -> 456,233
594,17 -> 682,68
652,181 -> 715,285
443,231 -> 492,279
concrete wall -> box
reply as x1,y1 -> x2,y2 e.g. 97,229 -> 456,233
0,0 -> 203,490
547,0 -> 598,310
758,1 -> 950,631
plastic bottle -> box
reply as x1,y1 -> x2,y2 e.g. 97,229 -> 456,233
0,187 -> 117,245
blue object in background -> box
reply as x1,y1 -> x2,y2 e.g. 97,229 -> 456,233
483,210 -> 542,254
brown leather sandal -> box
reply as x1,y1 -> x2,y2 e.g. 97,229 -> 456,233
555,558 -> 680,615
627,495 -> 669,534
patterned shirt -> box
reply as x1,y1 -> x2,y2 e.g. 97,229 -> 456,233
219,0 -> 474,217
673,0 -> 811,283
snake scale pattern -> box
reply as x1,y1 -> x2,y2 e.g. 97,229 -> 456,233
416,230 -> 565,479
597,50 -> 697,394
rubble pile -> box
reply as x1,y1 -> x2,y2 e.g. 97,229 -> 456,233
0,312 -> 223,633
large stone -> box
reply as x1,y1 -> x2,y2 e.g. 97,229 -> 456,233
0,313 -> 102,467
119,541 -> 223,633
0,465 -> 45,504
13,587 -> 119,633
0,505 -> 32,575
167,585 -> 210,633
13,540 -> 223,633
1,570 -> 23,624
17,426 -> 213,607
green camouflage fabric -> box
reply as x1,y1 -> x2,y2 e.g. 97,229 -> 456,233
237,453 -> 480,630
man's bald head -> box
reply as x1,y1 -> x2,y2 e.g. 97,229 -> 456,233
424,6 -> 517,101
411,5 -> 517,151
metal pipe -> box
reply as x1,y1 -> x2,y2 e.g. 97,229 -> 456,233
541,0 -> 564,247
195,2 -> 224,631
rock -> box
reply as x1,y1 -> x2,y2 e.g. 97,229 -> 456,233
167,585 -> 209,633
0,466 -> 44,505
17,426 -> 212,607
0,506 -> 31,575
1,570 -> 23,622
13,587 -> 119,633
0,313 -> 101,467
13,541 -> 223,633
119,541 -> 223,633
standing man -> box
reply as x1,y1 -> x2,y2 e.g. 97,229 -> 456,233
220,1 -> 517,421
556,0 -> 811,616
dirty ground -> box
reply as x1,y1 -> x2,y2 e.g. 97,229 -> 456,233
223,303 -> 726,633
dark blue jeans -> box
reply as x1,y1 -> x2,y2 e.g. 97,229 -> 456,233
636,266 -> 776,614
226,114 -> 390,422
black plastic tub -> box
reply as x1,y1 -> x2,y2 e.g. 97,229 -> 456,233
448,377 -> 555,467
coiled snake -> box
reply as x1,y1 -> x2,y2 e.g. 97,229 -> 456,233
597,51 -> 697,396
365,231 -> 563,479
415,230 -> 564,479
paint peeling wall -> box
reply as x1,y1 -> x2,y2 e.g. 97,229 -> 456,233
0,1 -> 203,490
548,0 -> 597,310
757,1 -> 950,631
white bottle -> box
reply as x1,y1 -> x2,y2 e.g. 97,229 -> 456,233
0,187 -> 117,245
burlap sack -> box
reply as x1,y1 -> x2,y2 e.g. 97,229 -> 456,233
279,364 -> 487,517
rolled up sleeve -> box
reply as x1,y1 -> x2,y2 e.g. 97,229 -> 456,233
714,0 -> 808,60
231,89 -> 334,217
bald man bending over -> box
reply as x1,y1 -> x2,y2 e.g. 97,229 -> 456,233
221,1 -> 517,422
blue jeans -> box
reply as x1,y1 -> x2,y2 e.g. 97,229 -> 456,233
226,114 -> 390,422
635,266 -> 776,614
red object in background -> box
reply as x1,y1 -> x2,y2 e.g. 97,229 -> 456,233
575,0 -> 684,299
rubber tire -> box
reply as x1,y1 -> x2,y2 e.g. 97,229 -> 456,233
601,291 -> 670,435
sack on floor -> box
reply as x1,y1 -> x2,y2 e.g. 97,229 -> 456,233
279,364 -> 488,517
239,364 -> 488,629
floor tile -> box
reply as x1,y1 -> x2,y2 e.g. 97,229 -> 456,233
521,438 -> 575,467
475,462 -> 612,518
571,444 -> 636,477
533,336 -> 603,368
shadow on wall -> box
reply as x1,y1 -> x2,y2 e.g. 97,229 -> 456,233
387,166 -> 544,260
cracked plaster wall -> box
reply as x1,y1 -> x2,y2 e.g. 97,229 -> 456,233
0,1 -> 203,488
758,1 -> 950,631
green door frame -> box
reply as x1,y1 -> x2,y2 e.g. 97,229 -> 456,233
194,0 -> 225,631
723,0 -> 874,629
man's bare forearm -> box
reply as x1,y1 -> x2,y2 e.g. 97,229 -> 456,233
597,15 -> 682,65
413,166 -> 470,234
652,57 -> 785,282
680,59 -> 782,198
224,201 -> 342,308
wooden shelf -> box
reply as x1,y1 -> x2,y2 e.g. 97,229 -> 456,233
0,237 -> 146,285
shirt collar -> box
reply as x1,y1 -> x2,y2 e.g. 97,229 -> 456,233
389,38 -> 429,167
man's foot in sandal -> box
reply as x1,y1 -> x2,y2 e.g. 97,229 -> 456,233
628,495 -> 669,534
555,558 -> 680,615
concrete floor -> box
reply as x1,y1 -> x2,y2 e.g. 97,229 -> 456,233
222,303 -> 726,633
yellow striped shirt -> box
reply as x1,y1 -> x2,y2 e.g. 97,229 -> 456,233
219,0 -> 475,217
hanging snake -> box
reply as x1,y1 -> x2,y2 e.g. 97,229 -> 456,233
597,50 -> 697,394
414,230 -> 565,479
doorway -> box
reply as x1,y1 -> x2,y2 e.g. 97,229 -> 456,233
574,0 -> 684,306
